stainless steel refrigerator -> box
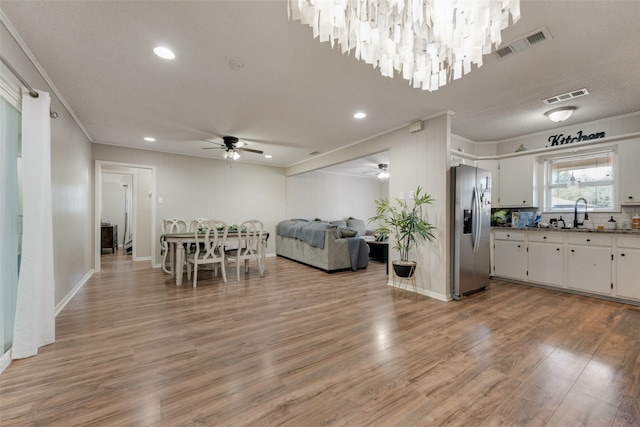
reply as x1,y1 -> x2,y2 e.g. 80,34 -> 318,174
451,164 -> 491,299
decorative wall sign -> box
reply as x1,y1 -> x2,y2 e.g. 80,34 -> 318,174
548,130 -> 606,146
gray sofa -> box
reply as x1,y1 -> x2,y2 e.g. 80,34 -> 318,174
275,219 -> 371,272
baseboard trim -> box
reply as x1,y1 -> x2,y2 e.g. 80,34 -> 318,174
0,350 -> 12,374
385,281 -> 449,301
55,269 -> 94,316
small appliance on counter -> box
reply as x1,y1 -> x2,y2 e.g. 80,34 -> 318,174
511,211 -> 535,228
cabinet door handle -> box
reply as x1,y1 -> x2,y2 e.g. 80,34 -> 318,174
571,249 -> 575,253
556,248 -> 560,251
517,245 -> 521,248
543,236 -> 547,239
586,239 -> 591,242
621,253 -> 626,257
629,196 -> 633,200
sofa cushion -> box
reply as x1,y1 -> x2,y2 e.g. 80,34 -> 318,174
338,227 -> 358,238
328,226 -> 341,239
330,220 -> 347,228
347,218 -> 367,236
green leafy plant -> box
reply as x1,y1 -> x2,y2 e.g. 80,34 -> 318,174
369,186 -> 436,262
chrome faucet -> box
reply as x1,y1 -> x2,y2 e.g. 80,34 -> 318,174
573,198 -> 589,228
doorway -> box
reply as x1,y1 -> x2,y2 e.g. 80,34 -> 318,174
94,161 -> 156,272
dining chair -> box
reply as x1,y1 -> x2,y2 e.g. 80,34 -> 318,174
161,218 -> 190,274
225,219 -> 265,281
191,218 -> 209,232
186,219 -> 228,287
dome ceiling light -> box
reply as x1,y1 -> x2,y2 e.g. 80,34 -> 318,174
545,106 -> 577,122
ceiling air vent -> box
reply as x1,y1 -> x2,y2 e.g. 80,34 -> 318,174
496,46 -> 514,59
495,27 -> 553,60
526,31 -> 548,46
543,88 -> 589,105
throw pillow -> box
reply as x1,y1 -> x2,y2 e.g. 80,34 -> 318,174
346,218 -> 366,236
338,227 -> 357,238
330,220 -> 347,228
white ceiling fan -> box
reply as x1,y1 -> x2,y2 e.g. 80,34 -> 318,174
361,163 -> 390,180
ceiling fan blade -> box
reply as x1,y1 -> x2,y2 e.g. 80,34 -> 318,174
239,147 -> 264,154
200,138 -> 225,149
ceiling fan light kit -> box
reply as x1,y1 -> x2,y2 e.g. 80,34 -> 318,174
377,163 -> 390,180
223,150 -> 241,160
288,0 -> 521,91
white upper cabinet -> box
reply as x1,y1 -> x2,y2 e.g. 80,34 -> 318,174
497,156 -> 537,208
475,159 -> 498,207
618,139 -> 640,205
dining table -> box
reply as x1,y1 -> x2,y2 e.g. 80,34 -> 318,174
161,231 -> 269,286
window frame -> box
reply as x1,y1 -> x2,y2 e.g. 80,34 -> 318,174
543,149 -> 617,213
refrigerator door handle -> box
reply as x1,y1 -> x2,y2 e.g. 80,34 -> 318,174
473,186 -> 481,253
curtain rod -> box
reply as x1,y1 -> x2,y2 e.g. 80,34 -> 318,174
0,54 -> 58,118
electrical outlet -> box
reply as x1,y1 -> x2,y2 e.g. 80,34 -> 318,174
410,191 -> 414,199
399,191 -> 404,199
158,197 -> 164,204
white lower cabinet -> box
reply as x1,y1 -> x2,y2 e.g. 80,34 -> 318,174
493,231 -> 526,280
566,234 -> 612,296
615,236 -> 640,301
491,230 -> 640,302
567,246 -> 612,295
527,239 -> 564,287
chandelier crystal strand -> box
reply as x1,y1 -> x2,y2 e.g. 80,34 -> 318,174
288,0 -> 520,91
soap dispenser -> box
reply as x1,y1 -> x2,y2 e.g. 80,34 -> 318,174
608,215 -> 617,230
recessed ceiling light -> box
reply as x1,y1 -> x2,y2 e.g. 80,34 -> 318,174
264,154 -> 273,159
153,46 -> 175,60
354,112 -> 366,119
229,60 -> 244,70
144,137 -> 156,142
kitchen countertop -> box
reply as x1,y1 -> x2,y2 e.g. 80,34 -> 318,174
491,226 -> 640,235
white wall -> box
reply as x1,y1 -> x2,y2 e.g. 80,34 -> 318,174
286,171 -> 386,224
92,144 -> 287,264
389,114 -> 451,300
1,19 -> 94,307
134,168 -> 152,258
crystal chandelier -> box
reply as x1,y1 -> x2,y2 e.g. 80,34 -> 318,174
288,0 -> 521,91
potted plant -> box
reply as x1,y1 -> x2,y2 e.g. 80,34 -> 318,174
369,186 -> 436,277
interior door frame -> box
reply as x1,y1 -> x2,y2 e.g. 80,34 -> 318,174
94,160 -> 156,272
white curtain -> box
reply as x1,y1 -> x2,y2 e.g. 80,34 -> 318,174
12,89 -> 55,359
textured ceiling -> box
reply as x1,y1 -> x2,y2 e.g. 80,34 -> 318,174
2,1 -> 640,169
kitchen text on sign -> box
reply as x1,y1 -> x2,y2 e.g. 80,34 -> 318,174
549,130 -> 606,146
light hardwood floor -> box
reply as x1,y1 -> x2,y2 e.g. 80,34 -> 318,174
1,252 -> 639,426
